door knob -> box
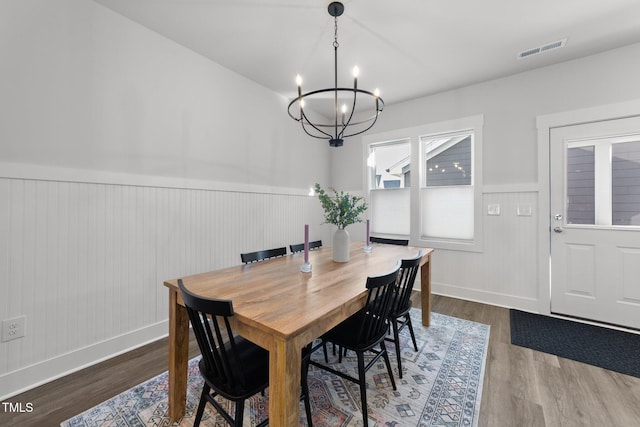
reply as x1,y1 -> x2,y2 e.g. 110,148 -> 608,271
553,226 -> 563,233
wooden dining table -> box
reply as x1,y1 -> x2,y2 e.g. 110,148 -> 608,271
164,242 -> 433,426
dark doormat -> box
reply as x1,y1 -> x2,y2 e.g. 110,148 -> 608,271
509,309 -> 640,378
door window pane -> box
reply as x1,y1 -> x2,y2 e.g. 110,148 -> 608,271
567,146 -> 595,225
612,140 -> 640,226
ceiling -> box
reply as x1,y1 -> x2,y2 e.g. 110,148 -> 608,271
92,0 -> 640,107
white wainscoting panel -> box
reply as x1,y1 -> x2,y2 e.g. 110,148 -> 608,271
431,190 -> 539,310
0,177 -> 323,398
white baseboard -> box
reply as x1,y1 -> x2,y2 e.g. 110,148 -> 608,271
430,282 -> 539,312
0,320 -> 168,401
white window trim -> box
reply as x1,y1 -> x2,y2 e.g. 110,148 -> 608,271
363,114 -> 484,252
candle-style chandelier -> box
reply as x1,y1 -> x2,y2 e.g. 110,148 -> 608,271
287,1 -> 384,147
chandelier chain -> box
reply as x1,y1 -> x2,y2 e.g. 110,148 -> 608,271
333,16 -> 339,48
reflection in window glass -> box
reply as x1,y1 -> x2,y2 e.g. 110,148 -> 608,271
369,141 -> 411,189
424,135 -> 472,187
567,146 -> 595,225
612,140 -> 640,226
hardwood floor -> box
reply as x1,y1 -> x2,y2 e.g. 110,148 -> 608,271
430,296 -> 640,427
2,295 -> 639,427
0,336 -> 201,427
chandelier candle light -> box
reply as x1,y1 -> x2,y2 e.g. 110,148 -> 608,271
288,1 -> 384,147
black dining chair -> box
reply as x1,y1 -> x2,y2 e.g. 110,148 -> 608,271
240,246 -> 287,264
178,279 -> 313,427
369,236 -> 409,246
289,240 -> 322,253
385,251 -> 423,378
305,263 -> 400,427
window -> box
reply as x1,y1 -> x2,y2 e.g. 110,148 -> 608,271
368,140 -> 411,236
421,132 -> 474,241
364,115 -> 483,251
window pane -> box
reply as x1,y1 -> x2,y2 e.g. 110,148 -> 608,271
420,131 -> 475,241
369,141 -> 411,189
370,188 -> 410,235
612,140 -> 640,226
566,146 -> 595,225
420,187 -> 474,240
424,135 -> 472,187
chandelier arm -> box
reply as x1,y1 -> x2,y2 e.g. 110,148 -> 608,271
342,110 -> 382,138
340,92 -> 384,138
340,93 -> 384,131
286,101 -> 336,139
338,88 -> 359,139
300,108 -> 333,139
300,124 -> 334,140
286,98 -> 303,122
287,96 -> 337,138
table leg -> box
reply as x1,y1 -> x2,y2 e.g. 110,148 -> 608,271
168,289 -> 190,420
269,337 -> 302,426
420,253 -> 432,327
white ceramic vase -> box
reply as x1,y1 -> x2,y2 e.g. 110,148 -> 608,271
332,228 -> 350,262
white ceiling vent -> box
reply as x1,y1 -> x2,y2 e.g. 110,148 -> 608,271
518,38 -> 567,59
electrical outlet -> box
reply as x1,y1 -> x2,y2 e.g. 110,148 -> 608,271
1,316 -> 26,342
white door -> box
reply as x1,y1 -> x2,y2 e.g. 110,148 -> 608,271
550,116 -> 640,329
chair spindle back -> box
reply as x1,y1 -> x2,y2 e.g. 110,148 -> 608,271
178,279 -> 248,392
356,263 -> 400,344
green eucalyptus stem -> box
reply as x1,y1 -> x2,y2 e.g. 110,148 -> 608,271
314,183 -> 368,230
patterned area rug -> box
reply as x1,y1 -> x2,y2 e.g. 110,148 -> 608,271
61,310 -> 489,427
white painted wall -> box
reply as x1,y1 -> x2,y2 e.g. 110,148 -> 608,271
0,0 -> 329,187
332,42 -> 640,310
0,0 -> 330,398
